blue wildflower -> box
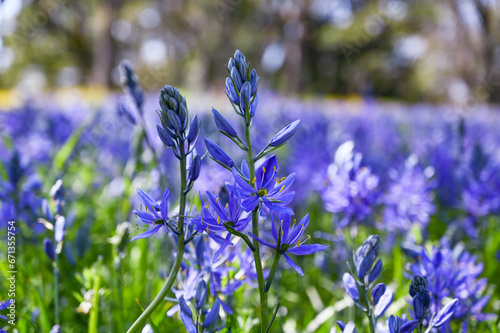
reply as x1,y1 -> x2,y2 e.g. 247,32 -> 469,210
192,189 -> 251,237
249,213 -> 328,276
232,155 -> 295,214
131,188 -> 171,241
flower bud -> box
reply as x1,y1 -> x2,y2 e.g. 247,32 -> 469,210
371,283 -> 386,305
43,238 -> 55,261
157,125 -> 175,148
203,299 -> 220,328
369,259 -> 383,283
188,155 -> 201,182
213,108 -> 237,138
187,115 -> 200,144
342,273 -> 359,301
225,77 -> 240,105
204,139 -> 234,168
413,295 -> 424,320
239,81 -> 252,113
269,120 -> 300,147
195,279 -> 207,309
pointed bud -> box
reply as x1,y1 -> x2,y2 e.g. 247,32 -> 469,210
187,115 -> 199,144
157,125 -> 175,148
43,238 -> 55,261
195,279 -> 207,309
239,81 -> 252,113
225,77 -> 240,105
203,299 -> 220,328
342,273 -> 359,301
249,69 -> 259,95
269,119 -> 300,147
204,139 -> 234,168
369,259 -> 383,283
188,155 -> 201,182
371,283 -> 386,306
212,108 -> 237,138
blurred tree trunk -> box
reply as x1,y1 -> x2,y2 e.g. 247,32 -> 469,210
89,0 -> 120,86
474,0 -> 500,103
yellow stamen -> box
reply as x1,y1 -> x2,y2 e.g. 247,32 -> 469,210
216,198 -> 219,203
252,177 -> 256,185
264,189 -> 268,196
263,166 -> 266,173
274,166 -> 277,173
140,204 -> 143,210
205,203 -> 210,209
279,185 -> 285,193
297,240 -> 300,247
301,224 -> 305,231
307,235 -> 311,241
136,224 -> 139,230
152,220 -> 156,225
217,216 -> 220,224
145,206 -> 148,211
280,177 -> 286,182
280,220 -> 283,228
206,226 -> 209,233
201,218 -> 204,225
134,213 -> 137,218
226,203 -> 229,209
294,219 -> 297,225
151,205 -> 155,211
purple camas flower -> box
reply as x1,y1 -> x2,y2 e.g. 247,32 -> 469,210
131,188 -> 171,241
192,189 -> 251,242
382,156 -> 436,233
408,238 -> 494,329
249,212 -> 328,275
232,155 -> 295,214
321,141 -> 380,228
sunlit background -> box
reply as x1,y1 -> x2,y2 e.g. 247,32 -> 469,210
1,0 -> 499,106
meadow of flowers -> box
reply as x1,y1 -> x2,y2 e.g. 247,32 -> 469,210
1,50 -> 499,333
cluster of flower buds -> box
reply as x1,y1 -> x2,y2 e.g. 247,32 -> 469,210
157,86 -> 201,178
120,60 -> 144,112
225,50 -> 259,124
41,179 -> 66,261
409,275 -> 431,320
179,279 -> 221,332
341,235 -> 393,332
354,235 -> 382,283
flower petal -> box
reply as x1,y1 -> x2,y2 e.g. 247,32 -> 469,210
160,188 -> 170,220
130,225 -> 162,241
137,188 -> 158,210
242,195 -> 260,212
248,232 -> 276,249
374,287 -> 393,318
287,244 -> 328,255
283,253 -> 304,276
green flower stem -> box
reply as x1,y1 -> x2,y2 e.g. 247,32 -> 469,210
245,123 -> 269,332
362,284 -> 375,333
53,251 -> 60,325
127,142 -> 188,333
265,228 -> 282,293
